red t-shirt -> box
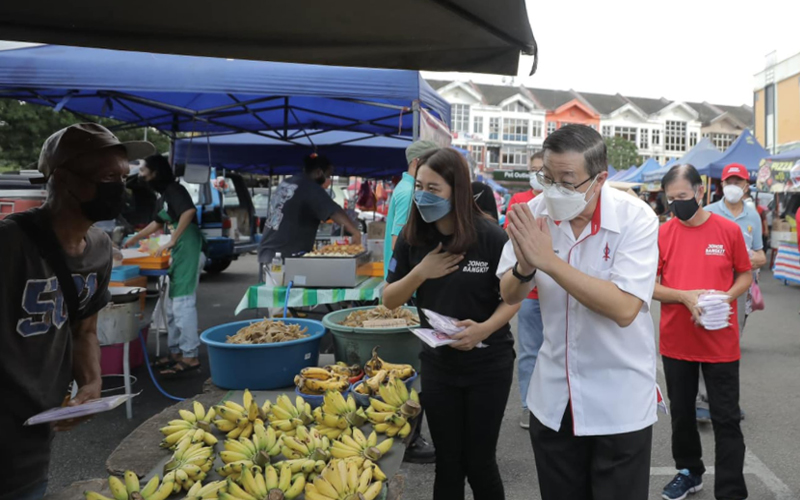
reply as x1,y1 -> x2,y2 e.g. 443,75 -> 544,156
504,190 -> 539,300
658,213 -> 752,362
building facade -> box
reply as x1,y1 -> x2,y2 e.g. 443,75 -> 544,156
429,80 -> 754,170
754,51 -> 800,153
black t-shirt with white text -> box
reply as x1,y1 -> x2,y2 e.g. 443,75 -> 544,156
257,175 -> 340,262
387,216 -> 514,372
0,209 -> 112,497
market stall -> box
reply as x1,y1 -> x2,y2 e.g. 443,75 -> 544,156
235,278 -> 386,316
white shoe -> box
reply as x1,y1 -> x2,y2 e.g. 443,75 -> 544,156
520,409 -> 530,429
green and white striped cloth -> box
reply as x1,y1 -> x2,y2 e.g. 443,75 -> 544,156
235,277 -> 385,314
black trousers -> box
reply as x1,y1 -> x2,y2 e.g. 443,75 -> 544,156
529,404 -> 652,500
662,356 -> 748,500
420,359 -> 513,500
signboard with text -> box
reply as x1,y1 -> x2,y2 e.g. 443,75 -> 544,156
492,169 -> 531,182
756,157 -> 800,193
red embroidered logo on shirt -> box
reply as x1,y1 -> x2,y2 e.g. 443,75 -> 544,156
603,243 -> 611,261
705,244 -> 726,256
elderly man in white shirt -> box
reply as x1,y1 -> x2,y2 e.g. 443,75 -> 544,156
497,125 -> 660,500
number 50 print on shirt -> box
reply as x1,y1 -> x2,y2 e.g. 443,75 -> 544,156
16,273 -> 98,337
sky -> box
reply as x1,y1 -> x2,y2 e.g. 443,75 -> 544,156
423,0 -> 800,107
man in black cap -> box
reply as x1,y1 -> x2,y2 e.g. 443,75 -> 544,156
0,123 -> 154,500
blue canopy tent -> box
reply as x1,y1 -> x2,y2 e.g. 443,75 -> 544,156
174,131 -> 414,177
706,130 -> 768,180
0,44 -> 451,142
618,158 -> 662,183
607,165 -> 618,177
642,137 -> 723,183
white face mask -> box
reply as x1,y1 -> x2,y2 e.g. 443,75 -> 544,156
529,172 -> 543,192
723,184 -> 744,204
543,177 -> 598,222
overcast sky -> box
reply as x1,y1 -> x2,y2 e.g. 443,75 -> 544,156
424,0 -> 800,107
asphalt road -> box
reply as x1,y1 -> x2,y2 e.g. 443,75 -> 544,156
48,254 -> 800,500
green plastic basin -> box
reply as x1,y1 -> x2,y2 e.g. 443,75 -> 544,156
322,306 -> 421,371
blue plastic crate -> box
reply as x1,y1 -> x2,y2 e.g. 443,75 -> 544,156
110,265 -> 140,282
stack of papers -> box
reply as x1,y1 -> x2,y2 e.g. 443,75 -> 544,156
411,309 -> 487,349
24,393 -> 140,426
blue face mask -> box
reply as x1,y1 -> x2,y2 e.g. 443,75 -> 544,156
414,190 -> 452,223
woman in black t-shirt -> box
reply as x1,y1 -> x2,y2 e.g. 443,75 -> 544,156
384,148 -> 520,500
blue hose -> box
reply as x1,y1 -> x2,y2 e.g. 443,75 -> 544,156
283,280 -> 294,319
138,330 -> 185,402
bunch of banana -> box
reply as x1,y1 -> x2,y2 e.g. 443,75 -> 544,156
272,457 -> 327,479
183,480 -> 226,500
353,370 -> 388,396
325,362 -> 362,378
160,401 -> 218,449
304,459 -> 384,500
330,428 -> 393,462
218,423 -> 282,478
213,390 -> 271,440
85,471 -> 173,500
267,394 -> 314,437
280,425 -> 331,462
363,346 -> 415,379
220,463 -> 305,500
312,391 -> 367,440
295,367 -> 350,396
163,438 -> 215,492
365,379 -> 421,438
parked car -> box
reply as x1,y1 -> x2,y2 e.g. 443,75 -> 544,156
0,171 -> 47,219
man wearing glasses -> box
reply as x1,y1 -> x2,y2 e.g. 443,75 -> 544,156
496,125 -> 659,500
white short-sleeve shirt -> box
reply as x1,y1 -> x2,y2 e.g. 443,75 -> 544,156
497,184 -> 660,436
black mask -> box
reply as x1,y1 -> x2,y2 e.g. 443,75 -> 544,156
75,181 -> 126,222
671,196 -> 700,222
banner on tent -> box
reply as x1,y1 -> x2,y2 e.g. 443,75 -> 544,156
756,158 -> 800,193
419,108 -> 452,148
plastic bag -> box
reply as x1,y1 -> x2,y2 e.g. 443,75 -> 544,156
750,282 -> 765,311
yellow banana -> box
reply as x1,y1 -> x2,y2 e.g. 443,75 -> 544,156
363,481 -> 383,500
243,389 -> 253,410
371,463 -> 387,482
84,493 -> 114,500
321,465 -> 344,496
240,467 -> 259,498
369,398 -> 397,413
253,471 -> 268,498
305,490 -> 337,500
220,451 -> 251,464
385,424 -> 400,438
284,476 -> 306,500
193,401 -> 206,421
278,464 -> 292,492
373,423 -> 390,434
226,479 -> 257,500
108,476 -> 128,500
140,476 -> 160,498
265,465 -> 279,490
394,377 -> 409,403
124,471 -> 140,495
352,428 -> 368,447
202,433 -> 218,447
214,419 -> 237,432
375,437 -> 393,455
217,407 -> 244,423
248,401 -> 259,422
224,400 -> 247,413
347,462 -> 359,492
357,467 -> 373,494
240,423 -> 254,439
301,367 -> 334,380
225,439 -> 251,456
147,480 -> 174,500
227,426 -> 244,439
398,422 -> 412,438
179,409 -> 198,424
410,389 -> 420,403
336,461 -> 349,495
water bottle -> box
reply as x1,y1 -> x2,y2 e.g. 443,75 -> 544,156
270,252 -> 284,287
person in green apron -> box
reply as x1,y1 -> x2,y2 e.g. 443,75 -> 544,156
124,155 -> 206,377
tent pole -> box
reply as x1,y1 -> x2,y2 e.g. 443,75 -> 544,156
267,166 -> 273,222
412,101 -> 420,141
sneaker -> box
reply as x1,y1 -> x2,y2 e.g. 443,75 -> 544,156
696,407 -> 711,423
520,409 -> 530,430
403,435 -> 435,464
662,469 -> 703,500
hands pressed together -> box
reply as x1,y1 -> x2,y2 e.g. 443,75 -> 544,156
506,203 -> 556,275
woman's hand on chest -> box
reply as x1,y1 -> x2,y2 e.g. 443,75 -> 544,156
412,242 -> 464,281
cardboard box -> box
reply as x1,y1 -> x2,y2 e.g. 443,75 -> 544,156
367,221 -> 386,239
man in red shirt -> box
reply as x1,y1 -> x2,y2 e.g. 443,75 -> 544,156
654,164 -> 752,500
504,151 -> 544,429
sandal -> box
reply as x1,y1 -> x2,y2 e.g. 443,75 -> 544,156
159,360 -> 201,379
152,356 -> 180,369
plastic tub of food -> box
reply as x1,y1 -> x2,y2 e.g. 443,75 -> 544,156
201,319 -> 325,390
323,306 -> 422,371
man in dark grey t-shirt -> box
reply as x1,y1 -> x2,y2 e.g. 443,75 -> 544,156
257,154 -> 362,277
0,123 -> 154,500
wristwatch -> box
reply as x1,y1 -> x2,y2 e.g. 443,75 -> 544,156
512,262 -> 536,283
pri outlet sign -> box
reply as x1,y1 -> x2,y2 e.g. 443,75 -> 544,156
492,169 -> 531,182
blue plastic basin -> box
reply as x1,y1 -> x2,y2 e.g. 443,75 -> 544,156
200,319 -> 325,390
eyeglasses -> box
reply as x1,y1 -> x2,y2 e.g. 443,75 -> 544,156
535,170 -> 595,195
